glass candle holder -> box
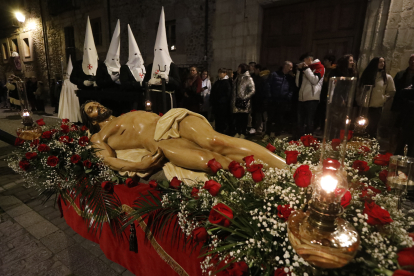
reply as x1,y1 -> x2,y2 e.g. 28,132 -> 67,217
288,77 -> 360,269
387,155 -> 414,209
353,85 -> 372,137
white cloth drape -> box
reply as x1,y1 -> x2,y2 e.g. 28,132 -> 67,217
58,79 -> 82,122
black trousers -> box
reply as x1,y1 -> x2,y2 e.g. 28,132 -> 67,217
267,101 -> 291,135
367,107 -> 382,138
297,100 -> 319,136
234,113 -> 249,135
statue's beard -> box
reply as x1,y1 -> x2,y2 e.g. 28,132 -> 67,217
95,108 -> 113,123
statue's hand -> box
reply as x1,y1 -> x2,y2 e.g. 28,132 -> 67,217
139,148 -> 164,173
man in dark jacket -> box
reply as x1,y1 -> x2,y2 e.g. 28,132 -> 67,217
264,61 -> 294,139
392,54 -> 414,157
251,64 -> 270,135
210,68 -> 232,134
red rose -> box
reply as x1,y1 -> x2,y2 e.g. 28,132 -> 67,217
300,135 -> 317,147
203,180 -> 222,196
284,150 -> 299,165
70,154 -> 81,164
341,191 -> 352,208
289,140 -> 300,146
393,270 -> 414,276
61,125 -> 70,134
30,139 -> 39,147
208,203 -> 233,227
149,180 -> 158,188
14,137 -> 25,146
78,136 -> 89,146
363,201 -> 393,226
191,187 -> 199,199
170,177 -> 181,189
47,155 -> 59,167
62,119 -> 69,123
277,204 -> 293,221
360,185 -> 382,200
352,160 -> 370,173
331,139 -> 341,151
25,152 -> 37,160
19,160 -> 30,171
125,178 -> 138,188
225,261 -> 249,276
159,112 -> 164,117
243,155 -> 255,167
59,135 -> 73,144
37,144 -> 50,152
83,160 -> 92,168
101,181 -> 114,194
36,118 -> 45,126
266,143 -> 276,152
340,129 -> 353,141
247,164 -> 265,182
228,161 -> 245,178
293,165 -> 312,188
70,124 -> 78,131
323,158 -> 341,172
379,170 -> 388,184
374,153 -> 393,166
192,227 -> 208,243
398,246 -> 414,271
207,159 -> 222,174
274,267 -> 289,276
81,125 -> 88,131
42,131 -> 53,139
359,146 -> 370,153
50,129 -> 58,134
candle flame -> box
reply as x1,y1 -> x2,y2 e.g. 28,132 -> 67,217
320,175 -> 338,193
23,111 -> 30,116
358,118 -> 366,125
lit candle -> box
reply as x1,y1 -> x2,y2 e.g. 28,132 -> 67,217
358,118 -> 366,126
320,175 -> 338,193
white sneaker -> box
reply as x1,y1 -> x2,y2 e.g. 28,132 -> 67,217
240,134 -> 246,139
234,133 -> 240,138
249,128 -> 256,134
262,134 -> 270,142
270,132 -> 276,138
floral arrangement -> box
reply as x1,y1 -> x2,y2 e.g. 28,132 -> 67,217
7,119 -> 414,276
8,118 -> 126,233
127,134 -> 414,276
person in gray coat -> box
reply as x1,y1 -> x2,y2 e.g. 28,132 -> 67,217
231,63 -> 255,139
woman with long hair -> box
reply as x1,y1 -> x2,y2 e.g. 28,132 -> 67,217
231,63 -> 255,139
358,57 -> 395,138
330,54 -> 358,78
182,66 -> 202,113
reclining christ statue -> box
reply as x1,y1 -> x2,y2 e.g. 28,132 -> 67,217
81,101 -> 285,180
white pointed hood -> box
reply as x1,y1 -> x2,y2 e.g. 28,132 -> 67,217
82,17 -> 98,76
67,55 -> 73,76
104,19 -> 121,77
126,24 -> 146,84
151,7 -> 173,80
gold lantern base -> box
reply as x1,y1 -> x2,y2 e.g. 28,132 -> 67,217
17,125 -> 42,140
287,202 -> 360,269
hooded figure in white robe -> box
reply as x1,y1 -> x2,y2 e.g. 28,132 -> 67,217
143,7 -> 180,114
96,19 -> 121,88
120,24 -> 146,91
70,17 -> 105,89
58,56 -> 82,122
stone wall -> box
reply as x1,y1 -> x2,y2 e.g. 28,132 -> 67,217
210,0 -> 263,77
358,0 -> 414,76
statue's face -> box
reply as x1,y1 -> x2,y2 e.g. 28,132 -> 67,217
84,102 -> 112,124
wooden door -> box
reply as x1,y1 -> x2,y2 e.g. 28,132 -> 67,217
261,0 -> 367,71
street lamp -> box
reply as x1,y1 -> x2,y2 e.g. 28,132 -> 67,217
15,12 -> 25,23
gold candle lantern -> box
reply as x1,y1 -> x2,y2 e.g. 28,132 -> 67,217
288,77 -> 360,269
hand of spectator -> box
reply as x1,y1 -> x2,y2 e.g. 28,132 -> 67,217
297,63 -> 303,69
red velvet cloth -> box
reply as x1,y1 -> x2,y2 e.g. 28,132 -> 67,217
60,184 -> 203,275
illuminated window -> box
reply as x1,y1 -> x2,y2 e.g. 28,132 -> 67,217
22,38 -> 30,57
1,43 -> 8,60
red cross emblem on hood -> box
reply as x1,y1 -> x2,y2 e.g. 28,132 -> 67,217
87,64 -> 93,70
155,70 -> 159,75
139,73 -> 144,78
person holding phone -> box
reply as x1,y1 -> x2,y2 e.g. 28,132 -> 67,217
200,70 -> 212,120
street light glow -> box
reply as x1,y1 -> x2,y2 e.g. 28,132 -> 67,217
15,12 -> 25,23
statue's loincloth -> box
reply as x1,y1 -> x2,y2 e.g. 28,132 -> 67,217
116,108 -> 210,185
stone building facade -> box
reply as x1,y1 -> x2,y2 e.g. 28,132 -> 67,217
0,0 -> 413,97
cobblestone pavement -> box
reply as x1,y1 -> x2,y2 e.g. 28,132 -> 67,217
0,149 -> 135,276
